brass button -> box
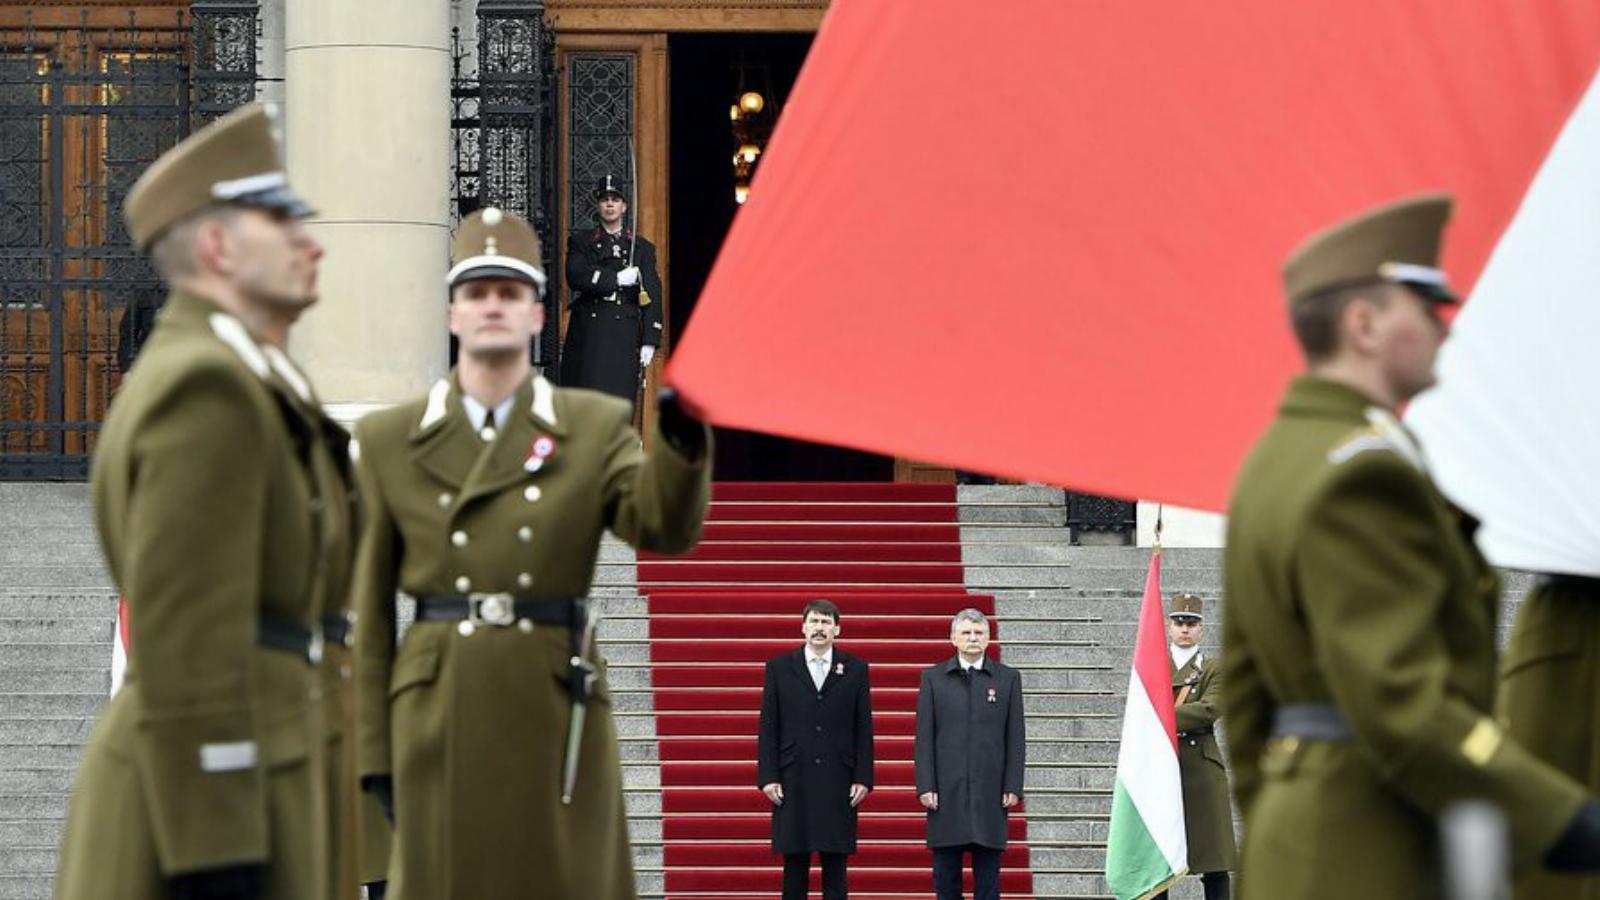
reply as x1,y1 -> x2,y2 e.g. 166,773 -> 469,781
454,575 -> 472,592
524,486 -> 542,502
437,492 -> 453,508
458,620 -> 476,637
481,426 -> 497,442
517,619 -> 535,634
517,572 -> 534,589
451,530 -> 469,548
518,526 -> 533,543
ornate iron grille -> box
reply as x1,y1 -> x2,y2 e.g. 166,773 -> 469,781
1067,491 -> 1137,544
0,3 -> 258,480
566,53 -> 633,238
451,0 -> 557,367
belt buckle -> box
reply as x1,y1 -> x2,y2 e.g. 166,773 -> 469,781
469,592 -> 516,627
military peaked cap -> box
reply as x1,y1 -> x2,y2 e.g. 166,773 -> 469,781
1282,193 -> 1459,306
593,175 -> 628,199
124,103 -> 314,251
1168,592 -> 1204,621
447,207 -> 547,293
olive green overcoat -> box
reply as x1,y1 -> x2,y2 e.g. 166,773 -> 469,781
1172,650 -> 1237,875
56,291 -> 353,900
351,373 -> 710,900
1222,376 -> 1587,899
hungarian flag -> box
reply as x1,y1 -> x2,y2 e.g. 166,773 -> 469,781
1406,71 -> 1600,578
1105,550 -> 1186,898
667,0 -> 1600,512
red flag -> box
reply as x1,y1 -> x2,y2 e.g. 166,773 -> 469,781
668,0 -> 1600,510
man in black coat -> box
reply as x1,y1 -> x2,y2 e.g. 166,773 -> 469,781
757,599 -> 875,900
915,609 -> 1026,900
560,175 -> 664,402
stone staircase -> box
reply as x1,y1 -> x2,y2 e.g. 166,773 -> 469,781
0,483 -> 1535,899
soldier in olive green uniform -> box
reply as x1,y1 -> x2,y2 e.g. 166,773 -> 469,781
1155,594 -> 1235,900
55,104 -> 357,900
1222,194 -> 1600,898
352,207 -> 711,899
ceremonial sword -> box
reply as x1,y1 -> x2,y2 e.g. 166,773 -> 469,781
561,601 -> 601,805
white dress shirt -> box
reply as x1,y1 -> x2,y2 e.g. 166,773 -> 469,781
1171,644 -> 1200,670
461,394 -> 515,442
807,648 -> 834,691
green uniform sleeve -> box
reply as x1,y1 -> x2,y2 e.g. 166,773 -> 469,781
1221,604 -> 1269,816
351,422 -> 402,780
124,360 -> 271,874
602,406 -> 711,554
1298,453 -> 1586,870
1175,663 -> 1222,734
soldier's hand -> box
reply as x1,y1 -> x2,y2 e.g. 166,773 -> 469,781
639,345 -> 656,367
1002,792 -> 1019,809
616,266 -> 641,287
656,387 -> 707,461
1547,799 -> 1600,872
363,773 -> 396,825
169,863 -> 264,900
849,783 -> 869,807
919,791 -> 939,810
762,782 -> 785,806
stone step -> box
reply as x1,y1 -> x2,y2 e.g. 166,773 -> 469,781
0,597 -> 118,620
0,620 -> 113,645
958,485 -> 1067,505
0,669 -> 109,695
0,769 -> 75,797
0,569 -> 113,591
0,645 -> 110,669
0,875 -> 53,900
958,504 -> 1069,526
0,819 -> 62,850
0,720 -> 95,745
0,695 -> 105,720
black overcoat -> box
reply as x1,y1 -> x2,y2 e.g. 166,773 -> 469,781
756,648 -> 875,854
913,656 -> 1026,850
560,227 -> 663,402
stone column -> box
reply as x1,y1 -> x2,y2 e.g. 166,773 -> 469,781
283,0 -> 452,423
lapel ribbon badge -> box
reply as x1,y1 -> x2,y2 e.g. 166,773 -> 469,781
834,663 -> 844,676
524,435 -> 556,473
986,687 -> 997,704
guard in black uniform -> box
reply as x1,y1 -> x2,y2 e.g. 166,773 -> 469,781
561,175 -> 664,402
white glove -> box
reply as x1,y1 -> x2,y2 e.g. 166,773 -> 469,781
616,266 -> 640,287
639,346 -> 656,366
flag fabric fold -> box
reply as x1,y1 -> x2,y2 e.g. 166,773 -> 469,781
1106,551 -> 1187,899
667,0 -> 1600,511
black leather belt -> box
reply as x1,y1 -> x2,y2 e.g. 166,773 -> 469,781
416,594 -> 582,629
1271,703 -> 1354,741
1177,727 -> 1213,739
258,614 -> 325,665
321,612 -> 354,649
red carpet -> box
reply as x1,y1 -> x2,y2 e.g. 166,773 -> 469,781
642,482 -> 1035,898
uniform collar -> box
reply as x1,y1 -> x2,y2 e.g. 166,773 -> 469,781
1170,644 -> 1200,671
1279,375 -> 1385,423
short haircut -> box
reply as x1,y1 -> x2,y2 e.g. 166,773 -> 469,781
802,598 -> 840,625
1289,280 -> 1396,363
148,206 -> 238,283
951,608 -> 988,630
